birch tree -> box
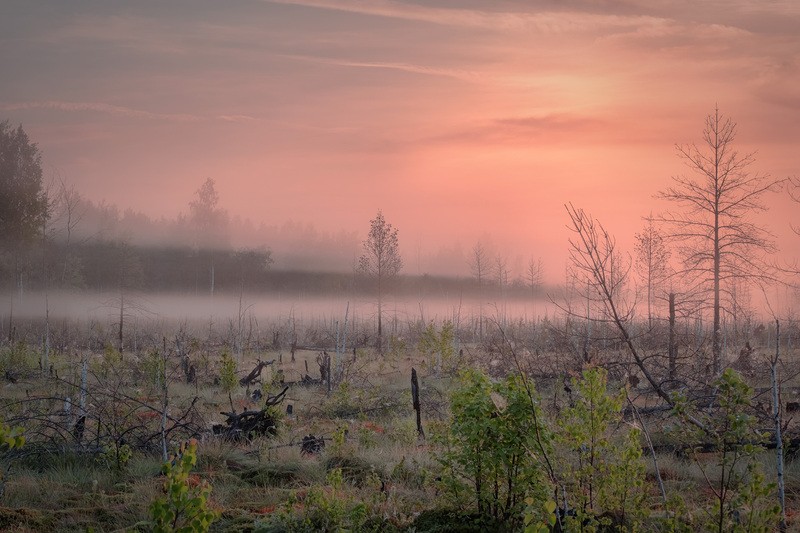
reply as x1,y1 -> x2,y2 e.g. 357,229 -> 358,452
359,211 -> 402,350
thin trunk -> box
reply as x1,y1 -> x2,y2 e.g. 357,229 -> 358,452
43,295 -> 50,376
118,291 -> 124,353
772,320 -> 787,531
669,293 -> 676,382
712,112 -> 722,375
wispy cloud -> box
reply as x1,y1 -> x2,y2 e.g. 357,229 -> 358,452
427,113 -> 607,146
265,0 -> 666,33
282,53 -> 483,83
0,101 -> 257,123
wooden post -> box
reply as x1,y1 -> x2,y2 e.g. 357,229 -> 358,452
411,368 -> 424,438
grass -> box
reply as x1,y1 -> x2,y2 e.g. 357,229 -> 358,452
0,337 -> 798,532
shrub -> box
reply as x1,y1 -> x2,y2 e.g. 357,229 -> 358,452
671,368 -> 780,533
419,321 -> 456,374
149,439 -> 218,533
435,368 -> 552,527
556,367 -> 647,531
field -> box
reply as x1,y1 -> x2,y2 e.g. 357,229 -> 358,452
0,311 -> 798,532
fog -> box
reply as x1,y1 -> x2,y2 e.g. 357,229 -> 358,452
3,290 -> 557,332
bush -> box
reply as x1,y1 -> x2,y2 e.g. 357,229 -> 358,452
149,439 -> 218,533
671,368 -> 780,533
556,367 -> 647,531
434,368 -> 552,527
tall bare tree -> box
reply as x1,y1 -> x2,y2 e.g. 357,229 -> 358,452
468,242 -> 492,339
634,215 -> 671,327
359,211 -> 402,349
656,108 -> 782,375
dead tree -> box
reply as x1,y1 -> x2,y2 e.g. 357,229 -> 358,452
239,359 -> 274,387
656,108 -> 783,375
561,204 -> 707,432
411,368 -> 424,438
215,386 -> 288,441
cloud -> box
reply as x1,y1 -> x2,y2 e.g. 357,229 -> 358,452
0,101 -> 201,122
282,53 -> 483,83
0,101 -> 259,124
428,113 -> 607,146
218,114 -> 259,123
264,0 -> 666,34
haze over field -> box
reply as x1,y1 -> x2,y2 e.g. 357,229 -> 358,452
1,0 -> 799,280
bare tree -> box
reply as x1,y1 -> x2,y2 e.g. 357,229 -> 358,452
359,210 -> 402,350
468,242 -> 492,340
656,108 -> 783,375
561,204 -> 707,430
634,215 -> 671,327
525,256 -> 543,298
468,242 -> 491,288
49,177 -> 86,286
494,254 -> 509,290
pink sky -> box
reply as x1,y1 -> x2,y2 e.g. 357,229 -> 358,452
1,0 -> 798,280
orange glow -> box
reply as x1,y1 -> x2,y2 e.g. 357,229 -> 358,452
0,1 -> 797,280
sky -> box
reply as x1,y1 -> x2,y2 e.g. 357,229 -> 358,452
1,0 -> 799,281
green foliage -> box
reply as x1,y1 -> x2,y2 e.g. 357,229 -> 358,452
326,381 -> 371,418
672,368 -> 779,533
524,498 -> 556,533
219,351 -> 238,394
96,441 -> 132,472
419,321 -> 456,374
0,419 -> 25,451
0,419 -> 24,503
556,367 -> 647,531
254,468 -> 372,532
0,120 -> 47,247
143,348 -> 167,389
0,342 -> 37,374
97,344 -> 123,378
435,368 -> 551,526
149,439 -> 218,533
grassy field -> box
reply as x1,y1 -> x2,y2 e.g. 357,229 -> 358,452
0,323 -> 798,532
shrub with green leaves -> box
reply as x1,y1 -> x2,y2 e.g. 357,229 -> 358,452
0,420 -> 25,451
97,441 -> 132,472
671,368 -> 779,533
149,439 -> 218,533
0,342 -> 37,374
556,367 -> 647,531
219,351 -> 237,394
435,368 -> 552,527
419,320 -> 456,374
143,348 -> 167,389
0,420 -> 24,500
102,343 -> 123,374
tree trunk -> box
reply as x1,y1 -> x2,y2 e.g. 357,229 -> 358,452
772,320 -> 787,531
669,293 -> 676,382
411,368 -> 424,438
